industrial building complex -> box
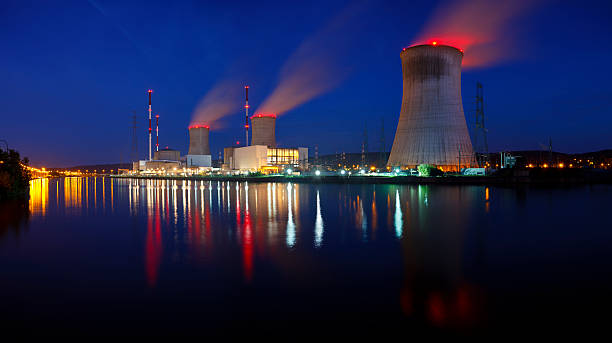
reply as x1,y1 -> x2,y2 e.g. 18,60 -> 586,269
132,89 -> 307,175
132,43 -> 487,176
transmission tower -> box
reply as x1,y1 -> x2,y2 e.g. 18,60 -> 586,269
361,122 -> 368,167
131,111 -> 138,163
379,117 -> 385,167
474,82 -> 489,167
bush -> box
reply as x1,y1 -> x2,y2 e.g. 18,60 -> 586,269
0,149 -> 31,200
417,164 -> 443,177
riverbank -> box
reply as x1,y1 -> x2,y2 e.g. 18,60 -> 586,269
111,168 -> 612,185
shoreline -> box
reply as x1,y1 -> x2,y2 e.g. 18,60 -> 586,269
108,172 -> 612,185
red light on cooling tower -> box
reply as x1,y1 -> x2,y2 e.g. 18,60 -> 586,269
251,113 -> 276,119
189,124 -> 209,129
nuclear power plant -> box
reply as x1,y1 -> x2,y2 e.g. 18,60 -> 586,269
131,43 -> 480,176
132,87 -> 307,175
387,43 -> 474,171
133,90 -> 213,173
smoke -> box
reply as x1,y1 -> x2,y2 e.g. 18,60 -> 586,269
190,80 -> 242,129
256,2 -> 369,115
413,0 -> 543,68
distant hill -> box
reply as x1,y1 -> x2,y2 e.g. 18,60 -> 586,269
51,163 -> 132,173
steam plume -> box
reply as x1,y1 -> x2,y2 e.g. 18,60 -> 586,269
257,2 -> 368,115
190,80 -> 241,129
413,0 -> 543,68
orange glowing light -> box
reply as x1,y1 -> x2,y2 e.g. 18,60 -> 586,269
432,41 -> 438,46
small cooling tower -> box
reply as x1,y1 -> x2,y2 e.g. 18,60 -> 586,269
187,125 -> 211,167
250,113 -> 276,147
387,44 -> 474,171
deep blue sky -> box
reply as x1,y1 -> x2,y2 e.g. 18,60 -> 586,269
1,0 -> 611,167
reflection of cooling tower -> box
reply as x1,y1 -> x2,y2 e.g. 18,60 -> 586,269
188,125 -> 211,155
388,44 -> 474,171
250,114 -> 276,147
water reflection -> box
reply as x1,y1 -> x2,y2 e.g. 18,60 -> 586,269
394,190 -> 402,238
0,199 -> 29,240
20,177 -> 518,330
314,190 -> 323,247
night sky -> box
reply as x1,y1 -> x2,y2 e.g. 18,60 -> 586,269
1,0 -> 611,167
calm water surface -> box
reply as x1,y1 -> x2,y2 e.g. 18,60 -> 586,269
1,177 -> 610,336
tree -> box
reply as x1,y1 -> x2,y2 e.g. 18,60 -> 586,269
417,164 -> 443,177
0,149 -> 31,200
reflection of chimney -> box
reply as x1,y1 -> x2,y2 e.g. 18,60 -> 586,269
388,44 -> 473,171
188,125 -> 211,155
250,113 -> 276,147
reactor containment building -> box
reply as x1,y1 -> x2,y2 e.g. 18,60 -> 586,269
387,44 -> 474,171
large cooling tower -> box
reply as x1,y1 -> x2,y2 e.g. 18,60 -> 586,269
387,44 -> 474,171
188,125 -> 211,155
250,113 -> 276,147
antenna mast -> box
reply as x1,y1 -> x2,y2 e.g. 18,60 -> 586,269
131,111 -> 138,162
474,82 -> 488,167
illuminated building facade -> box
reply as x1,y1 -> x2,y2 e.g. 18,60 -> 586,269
224,145 -> 308,172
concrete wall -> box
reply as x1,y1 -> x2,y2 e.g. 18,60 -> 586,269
298,147 -> 309,168
144,160 -> 180,170
223,147 -> 235,169
250,115 -> 276,147
186,154 -> 212,167
387,44 -> 474,171
234,145 -> 268,170
154,149 -> 180,161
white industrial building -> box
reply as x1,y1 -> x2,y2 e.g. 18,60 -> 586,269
222,113 -> 308,172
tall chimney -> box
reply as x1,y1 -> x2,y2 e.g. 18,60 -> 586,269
148,89 -> 152,160
245,85 -> 249,147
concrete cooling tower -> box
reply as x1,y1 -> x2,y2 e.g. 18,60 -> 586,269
186,125 -> 212,167
188,125 -> 211,155
387,44 -> 474,171
250,113 -> 276,147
